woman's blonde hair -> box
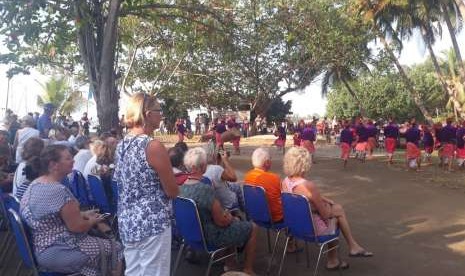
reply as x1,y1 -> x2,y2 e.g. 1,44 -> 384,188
91,139 -> 114,165
283,146 -> 311,177
125,93 -> 158,128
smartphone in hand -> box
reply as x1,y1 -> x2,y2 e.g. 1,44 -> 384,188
99,213 -> 111,219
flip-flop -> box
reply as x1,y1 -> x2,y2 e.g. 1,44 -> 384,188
326,261 -> 349,271
349,250 -> 374,257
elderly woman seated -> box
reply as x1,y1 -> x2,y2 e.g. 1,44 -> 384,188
180,147 -> 257,274
282,146 -> 373,270
20,144 -> 123,275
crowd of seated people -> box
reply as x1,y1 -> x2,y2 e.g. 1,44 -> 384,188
0,106 -> 127,275
0,94 -> 374,275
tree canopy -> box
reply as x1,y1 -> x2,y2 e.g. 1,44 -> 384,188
1,0 -> 464,128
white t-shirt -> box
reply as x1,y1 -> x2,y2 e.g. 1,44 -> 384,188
83,155 -> 98,179
68,135 -> 77,145
203,164 -> 237,209
73,149 -> 93,173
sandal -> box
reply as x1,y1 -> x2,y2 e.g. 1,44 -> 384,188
326,261 -> 349,271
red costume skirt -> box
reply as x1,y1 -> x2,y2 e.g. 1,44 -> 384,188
340,142 -> 351,160
385,137 -> 396,154
406,142 -> 421,159
275,138 -> 286,147
440,144 -> 455,158
215,132 -> 223,147
293,134 -> 301,146
367,137 -> 377,151
301,140 -> 315,154
456,147 -> 465,159
355,142 -> 367,152
232,136 -> 240,149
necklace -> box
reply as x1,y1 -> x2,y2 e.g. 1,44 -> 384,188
184,175 -> 202,185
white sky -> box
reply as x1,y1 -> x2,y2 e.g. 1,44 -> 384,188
0,29 -> 464,120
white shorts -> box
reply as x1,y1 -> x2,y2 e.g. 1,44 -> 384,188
123,226 -> 172,276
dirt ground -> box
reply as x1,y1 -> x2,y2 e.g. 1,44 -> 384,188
174,135 -> 465,276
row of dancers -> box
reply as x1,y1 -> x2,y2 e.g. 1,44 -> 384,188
273,117 -> 465,172
339,118 -> 463,171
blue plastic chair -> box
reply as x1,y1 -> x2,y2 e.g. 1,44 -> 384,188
243,184 -> 286,273
110,180 -> 118,213
0,191 -> 16,264
2,193 -> 20,213
172,197 -> 237,276
87,175 -> 112,214
278,193 -> 341,276
67,170 -> 92,207
6,208 -> 71,276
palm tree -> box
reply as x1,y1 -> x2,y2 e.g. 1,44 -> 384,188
455,0 -> 465,19
396,1 -> 453,110
439,0 -> 465,82
354,0 -> 435,124
398,0 -> 465,118
321,65 -> 367,117
37,76 -> 86,115
441,49 -> 465,118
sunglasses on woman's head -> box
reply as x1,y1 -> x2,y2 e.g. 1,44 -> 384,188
142,93 -> 163,115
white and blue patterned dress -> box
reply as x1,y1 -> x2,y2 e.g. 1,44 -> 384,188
20,182 -> 123,276
113,134 -> 172,244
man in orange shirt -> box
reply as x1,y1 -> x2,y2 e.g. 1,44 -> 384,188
244,147 -> 283,222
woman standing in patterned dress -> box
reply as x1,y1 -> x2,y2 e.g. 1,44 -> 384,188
114,93 -> 179,276
20,144 -> 124,276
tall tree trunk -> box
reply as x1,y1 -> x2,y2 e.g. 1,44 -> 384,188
455,0 -> 465,20
341,78 -> 366,117
421,26 -> 448,96
75,0 -> 121,132
441,2 -> 465,82
376,30 -> 434,124
97,0 -> 121,132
